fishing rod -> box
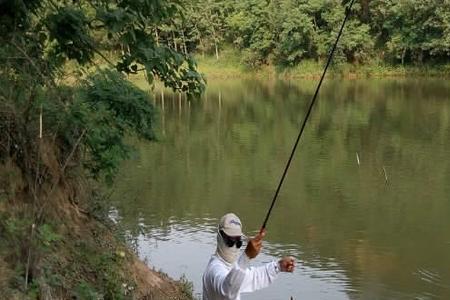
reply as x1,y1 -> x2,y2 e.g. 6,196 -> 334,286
260,0 -> 356,232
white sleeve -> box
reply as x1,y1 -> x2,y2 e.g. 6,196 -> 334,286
206,255 -> 280,298
209,255 -> 249,299
239,258 -> 280,293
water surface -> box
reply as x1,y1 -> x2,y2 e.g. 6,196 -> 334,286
111,78 -> 450,299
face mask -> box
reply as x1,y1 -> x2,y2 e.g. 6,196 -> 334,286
216,231 -> 240,264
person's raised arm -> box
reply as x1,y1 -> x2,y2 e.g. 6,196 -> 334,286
209,230 -> 266,298
240,231 -> 296,294
245,229 -> 265,259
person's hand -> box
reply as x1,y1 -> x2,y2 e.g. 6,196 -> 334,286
245,229 -> 266,259
278,256 -> 295,272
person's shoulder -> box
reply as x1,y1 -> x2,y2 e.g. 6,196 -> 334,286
205,255 -> 228,271
204,255 -> 218,278
207,255 -> 222,266
204,255 -> 231,284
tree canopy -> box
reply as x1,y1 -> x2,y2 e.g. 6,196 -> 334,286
157,0 -> 450,66
0,0 -> 205,183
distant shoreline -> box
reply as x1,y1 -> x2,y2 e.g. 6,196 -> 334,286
196,55 -> 450,80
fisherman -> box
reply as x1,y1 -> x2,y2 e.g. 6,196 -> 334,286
202,213 -> 295,300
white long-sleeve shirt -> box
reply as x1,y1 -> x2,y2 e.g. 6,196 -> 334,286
202,253 -> 280,300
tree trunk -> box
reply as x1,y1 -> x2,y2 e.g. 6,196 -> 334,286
172,31 -> 178,51
214,39 -> 219,60
155,29 -> 159,46
401,48 -> 406,65
200,38 -> 205,58
361,0 -> 370,22
181,30 -> 188,55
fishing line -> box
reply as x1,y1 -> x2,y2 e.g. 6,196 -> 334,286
261,0 -> 357,231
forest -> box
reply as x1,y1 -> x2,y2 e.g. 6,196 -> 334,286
158,0 -> 450,67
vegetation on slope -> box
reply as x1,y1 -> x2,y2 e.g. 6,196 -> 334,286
0,0 -> 203,298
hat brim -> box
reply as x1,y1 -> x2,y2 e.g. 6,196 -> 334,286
222,228 -> 243,237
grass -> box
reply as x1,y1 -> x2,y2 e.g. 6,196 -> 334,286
195,48 -> 246,79
195,48 -> 276,79
195,49 -> 450,80
0,204 -> 139,299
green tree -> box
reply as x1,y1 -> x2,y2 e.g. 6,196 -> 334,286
0,0 -> 205,295
273,0 -> 317,66
371,0 -> 450,64
1,0 -> 205,182
227,0 -> 277,66
314,0 -> 373,63
169,0 -> 450,67
193,0 -> 229,59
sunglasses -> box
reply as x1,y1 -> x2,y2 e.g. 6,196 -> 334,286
219,230 -> 243,248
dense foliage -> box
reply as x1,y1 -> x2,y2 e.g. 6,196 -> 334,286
156,0 -> 450,66
0,1 -> 204,296
0,0 -> 205,183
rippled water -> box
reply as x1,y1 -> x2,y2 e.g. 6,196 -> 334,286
110,78 -> 450,299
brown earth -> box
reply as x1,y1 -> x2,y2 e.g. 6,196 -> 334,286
0,145 -> 192,300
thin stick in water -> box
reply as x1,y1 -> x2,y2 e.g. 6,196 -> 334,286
356,152 -> 360,166
178,93 -> 182,116
382,166 -> 388,183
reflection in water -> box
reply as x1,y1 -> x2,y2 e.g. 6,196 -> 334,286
111,78 -> 450,299
131,219 -> 350,300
